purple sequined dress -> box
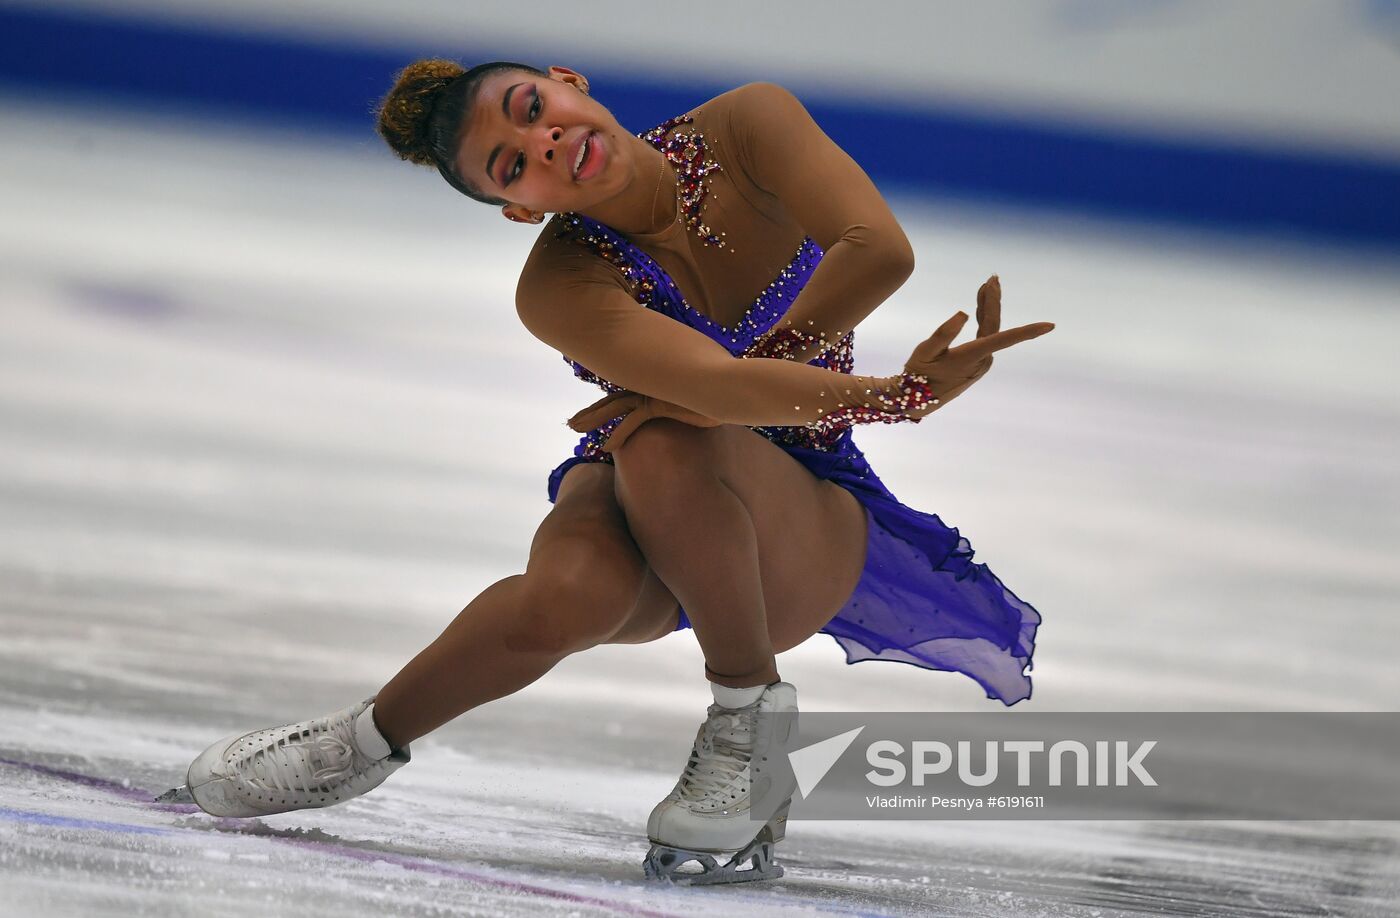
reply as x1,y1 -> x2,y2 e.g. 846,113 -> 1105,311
543,131 -> 1040,707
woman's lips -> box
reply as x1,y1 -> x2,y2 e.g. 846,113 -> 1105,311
575,131 -> 605,181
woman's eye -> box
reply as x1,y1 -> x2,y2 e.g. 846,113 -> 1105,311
510,152 -> 524,183
529,95 -> 541,121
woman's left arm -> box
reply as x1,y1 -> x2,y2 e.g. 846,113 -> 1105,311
728,82 -> 916,363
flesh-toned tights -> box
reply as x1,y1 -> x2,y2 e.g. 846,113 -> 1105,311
371,418 -> 868,749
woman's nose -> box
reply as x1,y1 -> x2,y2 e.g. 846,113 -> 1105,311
535,126 -> 564,166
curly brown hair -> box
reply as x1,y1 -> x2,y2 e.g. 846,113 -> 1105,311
376,58 -> 545,205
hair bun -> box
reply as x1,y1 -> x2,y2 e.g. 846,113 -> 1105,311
377,59 -> 467,166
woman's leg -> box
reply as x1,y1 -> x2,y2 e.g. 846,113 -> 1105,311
371,462 -> 681,748
372,419 -> 866,747
611,420 -> 868,689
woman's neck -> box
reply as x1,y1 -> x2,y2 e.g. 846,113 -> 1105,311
576,137 -> 675,237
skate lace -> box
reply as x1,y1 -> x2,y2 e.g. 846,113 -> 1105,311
678,706 -> 755,802
230,708 -> 365,794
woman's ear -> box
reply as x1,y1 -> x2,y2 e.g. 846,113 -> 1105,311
546,65 -> 589,95
502,204 -> 545,224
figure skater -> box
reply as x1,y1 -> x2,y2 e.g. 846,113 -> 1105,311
160,59 -> 1054,884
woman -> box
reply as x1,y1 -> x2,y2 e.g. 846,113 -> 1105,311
162,59 -> 1053,884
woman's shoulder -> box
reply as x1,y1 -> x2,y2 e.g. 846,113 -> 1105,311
687,82 -> 811,213
693,82 -> 814,169
516,215 -> 626,301
688,82 -> 805,141
697,81 -> 802,117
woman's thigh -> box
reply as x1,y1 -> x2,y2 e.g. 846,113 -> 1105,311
617,421 -> 869,654
531,461 -> 681,648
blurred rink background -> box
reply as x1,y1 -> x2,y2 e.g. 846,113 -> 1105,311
2,2 -> 1399,916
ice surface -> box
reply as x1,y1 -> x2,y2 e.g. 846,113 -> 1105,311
2,98 -> 1398,916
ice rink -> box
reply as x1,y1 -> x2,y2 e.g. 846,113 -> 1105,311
2,97 -> 1399,916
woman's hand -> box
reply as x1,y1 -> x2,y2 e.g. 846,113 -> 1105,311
567,390 -> 723,453
900,275 -> 1053,419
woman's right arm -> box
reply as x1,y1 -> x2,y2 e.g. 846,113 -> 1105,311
515,268 -> 928,430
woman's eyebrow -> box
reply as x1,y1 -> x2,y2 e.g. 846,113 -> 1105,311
501,82 -> 522,118
485,82 -> 526,184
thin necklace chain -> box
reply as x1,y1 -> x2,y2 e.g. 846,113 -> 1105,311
647,150 -> 672,233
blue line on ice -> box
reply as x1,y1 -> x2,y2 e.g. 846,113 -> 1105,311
0,804 -> 174,836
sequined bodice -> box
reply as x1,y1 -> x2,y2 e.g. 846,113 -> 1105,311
553,211 -> 830,358
551,113 -> 859,459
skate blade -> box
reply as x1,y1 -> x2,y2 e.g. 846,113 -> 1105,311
643,828 -> 783,886
155,785 -> 194,805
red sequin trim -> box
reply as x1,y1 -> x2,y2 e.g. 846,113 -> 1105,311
805,372 -> 939,437
639,114 -> 728,250
742,325 -> 837,362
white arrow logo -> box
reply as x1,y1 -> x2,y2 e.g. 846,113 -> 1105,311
787,726 -> 865,799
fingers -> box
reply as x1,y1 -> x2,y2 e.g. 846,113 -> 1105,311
600,402 -> 656,452
976,275 -> 1002,338
949,321 -> 1054,362
568,391 -> 642,432
907,311 -> 970,367
943,357 -> 993,400
570,389 -> 633,418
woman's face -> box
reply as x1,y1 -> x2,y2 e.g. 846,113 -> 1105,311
454,66 -> 636,218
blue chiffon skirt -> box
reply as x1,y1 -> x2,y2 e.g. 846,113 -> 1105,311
547,427 -> 1039,706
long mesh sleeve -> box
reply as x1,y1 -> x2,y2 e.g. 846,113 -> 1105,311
724,82 -> 917,364
516,271 -> 935,429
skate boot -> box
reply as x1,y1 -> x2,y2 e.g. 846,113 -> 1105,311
643,681 -> 798,885
156,697 -> 410,817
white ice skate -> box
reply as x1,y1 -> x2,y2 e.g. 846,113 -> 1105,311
643,681 -> 799,885
156,697 -> 410,817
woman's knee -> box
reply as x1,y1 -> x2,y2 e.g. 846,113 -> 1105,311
507,538 -> 642,656
612,417 -> 720,500
607,566 -> 683,645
